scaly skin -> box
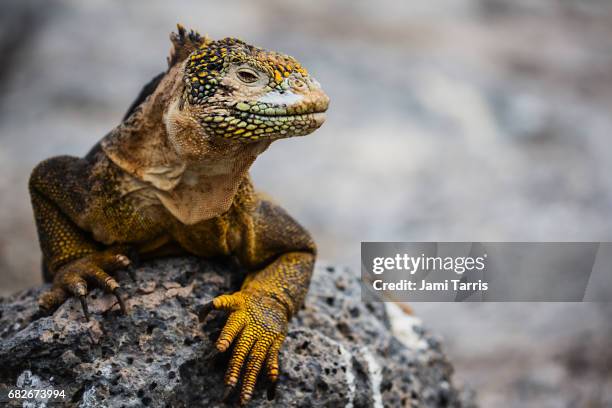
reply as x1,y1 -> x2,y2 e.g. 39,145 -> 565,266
28,25 -> 329,406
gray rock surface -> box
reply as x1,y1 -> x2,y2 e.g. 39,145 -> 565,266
0,258 -> 473,407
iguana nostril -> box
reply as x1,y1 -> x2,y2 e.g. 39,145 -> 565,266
289,77 -> 306,90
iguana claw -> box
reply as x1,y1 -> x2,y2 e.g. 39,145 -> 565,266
197,300 -> 214,322
113,287 -> 128,315
37,251 -> 131,321
266,382 -> 277,401
222,385 -> 235,401
79,295 -> 90,321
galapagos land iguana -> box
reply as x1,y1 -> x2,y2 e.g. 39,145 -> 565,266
28,25 -> 329,405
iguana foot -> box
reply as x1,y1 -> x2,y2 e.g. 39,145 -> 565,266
200,291 -> 288,406
38,251 -> 131,321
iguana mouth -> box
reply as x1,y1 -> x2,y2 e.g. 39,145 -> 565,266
200,105 -> 326,141
239,109 -> 326,117
231,100 -> 328,117
231,109 -> 326,121
231,104 -> 327,127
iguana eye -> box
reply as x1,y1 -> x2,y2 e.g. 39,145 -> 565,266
236,68 -> 259,84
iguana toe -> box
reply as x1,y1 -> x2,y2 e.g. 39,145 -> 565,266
37,251 -> 132,321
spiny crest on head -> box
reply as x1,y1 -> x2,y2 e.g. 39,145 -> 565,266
168,24 -> 211,68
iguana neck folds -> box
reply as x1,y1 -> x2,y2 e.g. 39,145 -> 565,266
101,65 -> 268,225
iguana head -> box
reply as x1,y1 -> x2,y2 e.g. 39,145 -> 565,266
165,26 -> 329,148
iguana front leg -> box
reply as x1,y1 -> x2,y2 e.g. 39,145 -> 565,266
29,156 -> 130,319
200,199 -> 315,405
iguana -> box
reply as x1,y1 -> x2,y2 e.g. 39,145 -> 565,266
28,25 -> 329,406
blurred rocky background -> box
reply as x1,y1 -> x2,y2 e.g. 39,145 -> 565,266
0,0 -> 611,406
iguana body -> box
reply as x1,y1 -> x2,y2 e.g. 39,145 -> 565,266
28,25 -> 329,406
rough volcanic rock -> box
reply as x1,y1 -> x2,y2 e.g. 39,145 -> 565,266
0,258 -> 473,407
